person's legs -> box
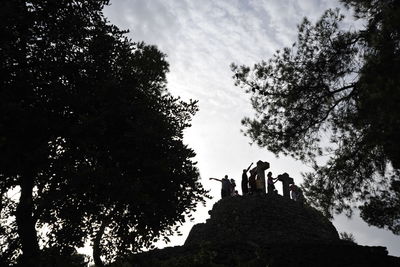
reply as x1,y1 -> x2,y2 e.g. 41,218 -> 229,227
242,183 -> 248,195
267,184 -> 274,194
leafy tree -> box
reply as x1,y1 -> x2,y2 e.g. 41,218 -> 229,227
0,0 -> 209,266
0,188 -> 20,266
232,0 -> 400,234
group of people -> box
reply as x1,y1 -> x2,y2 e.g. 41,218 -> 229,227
209,175 -> 238,198
210,161 -> 304,204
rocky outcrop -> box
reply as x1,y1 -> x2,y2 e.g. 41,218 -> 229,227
185,193 -> 338,246
114,194 -> 400,267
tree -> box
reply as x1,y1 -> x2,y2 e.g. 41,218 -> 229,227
0,1 -> 209,266
232,0 -> 400,234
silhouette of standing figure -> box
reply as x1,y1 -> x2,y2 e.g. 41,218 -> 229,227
248,168 -> 257,194
267,172 -> 278,194
290,183 -> 304,205
278,173 -> 294,199
210,175 -> 231,199
241,163 -> 253,195
230,178 -> 236,196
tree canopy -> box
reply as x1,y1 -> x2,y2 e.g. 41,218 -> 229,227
232,0 -> 400,234
0,1 -> 209,266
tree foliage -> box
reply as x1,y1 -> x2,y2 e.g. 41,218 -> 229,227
0,0 -> 209,266
232,0 -> 400,234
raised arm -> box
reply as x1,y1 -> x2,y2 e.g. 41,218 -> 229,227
209,178 -> 222,182
246,163 -> 253,172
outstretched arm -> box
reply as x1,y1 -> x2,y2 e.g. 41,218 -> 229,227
209,178 -> 222,182
246,163 -> 253,172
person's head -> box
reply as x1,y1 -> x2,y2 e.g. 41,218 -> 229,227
230,179 -> 235,183
224,175 -> 228,179
267,172 -> 272,177
243,169 -> 247,173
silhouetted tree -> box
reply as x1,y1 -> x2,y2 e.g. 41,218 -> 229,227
232,0 -> 400,234
0,1 -> 209,266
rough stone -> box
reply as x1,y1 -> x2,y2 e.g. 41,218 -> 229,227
185,194 -> 338,246
115,194 -> 400,267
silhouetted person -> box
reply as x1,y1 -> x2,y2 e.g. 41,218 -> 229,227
267,172 -> 278,194
230,178 -> 236,196
256,160 -> 270,193
210,175 -> 231,199
248,168 -> 257,194
278,173 -> 294,199
241,163 -> 253,195
290,184 -> 304,205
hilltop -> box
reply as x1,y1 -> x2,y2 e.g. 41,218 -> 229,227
112,194 -> 400,267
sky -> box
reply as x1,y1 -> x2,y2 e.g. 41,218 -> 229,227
103,0 -> 399,256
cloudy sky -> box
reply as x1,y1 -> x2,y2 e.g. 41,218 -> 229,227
103,0 -> 399,256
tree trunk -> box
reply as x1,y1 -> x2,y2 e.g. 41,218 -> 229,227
93,218 -> 109,267
16,174 -> 40,266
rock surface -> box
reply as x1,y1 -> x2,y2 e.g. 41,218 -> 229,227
185,193 -> 339,246
114,194 -> 400,267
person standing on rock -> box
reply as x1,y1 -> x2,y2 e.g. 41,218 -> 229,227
230,178 -> 236,196
210,175 -> 231,199
267,172 -> 278,194
290,184 -> 304,205
248,168 -> 257,194
241,163 -> 253,195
